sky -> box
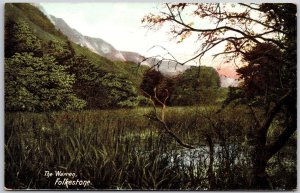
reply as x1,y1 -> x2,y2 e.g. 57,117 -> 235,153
40,3 -> 237,78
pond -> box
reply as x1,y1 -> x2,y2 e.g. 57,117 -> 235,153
162,144 -> 251,169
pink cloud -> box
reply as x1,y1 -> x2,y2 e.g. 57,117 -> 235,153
216,65 -> 240,79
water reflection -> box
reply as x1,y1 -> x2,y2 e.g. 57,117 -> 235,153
162,145 -> 251,168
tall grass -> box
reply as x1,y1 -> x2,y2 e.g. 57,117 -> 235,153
5,106 -> 296,190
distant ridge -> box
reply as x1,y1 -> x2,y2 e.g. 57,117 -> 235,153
41,7 -> 237,87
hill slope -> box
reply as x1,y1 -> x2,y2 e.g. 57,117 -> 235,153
50,15 -> 127,62
5,3 -> 147,88
5,3 -> 149,110
47,13 -> 189,76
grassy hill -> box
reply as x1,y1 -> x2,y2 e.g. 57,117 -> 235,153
4,3 -> 147,88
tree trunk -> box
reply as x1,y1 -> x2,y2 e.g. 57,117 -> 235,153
248,90 -> 296,189
249,147 -> 270,189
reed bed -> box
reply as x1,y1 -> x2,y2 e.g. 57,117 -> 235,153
5,107 -> 296,190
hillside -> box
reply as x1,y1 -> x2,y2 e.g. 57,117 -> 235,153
4,3 -> 228,111
50,15 -> 127,62
5,3 -> 147,88
4,3 -> 148,111
46,8 -> 236,87
46,13 -> 192,76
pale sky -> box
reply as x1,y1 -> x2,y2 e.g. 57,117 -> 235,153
39,2 -> 255,80
40,3 -> 224,67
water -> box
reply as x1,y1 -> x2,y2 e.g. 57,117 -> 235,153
162,144 -> 251,168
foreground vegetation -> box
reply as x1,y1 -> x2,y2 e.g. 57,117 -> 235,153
4,3 -> 296,190
5,106 -> 296,190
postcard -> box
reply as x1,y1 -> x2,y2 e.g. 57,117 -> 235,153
4,2 -> 297,190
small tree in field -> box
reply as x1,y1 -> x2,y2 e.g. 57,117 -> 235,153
140,69 -> 176,106
142,3 -> 296,189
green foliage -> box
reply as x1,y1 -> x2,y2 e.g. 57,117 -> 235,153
13,3 -> 63,37
69,56 -> 140,109
5,53 -> 86,112
5,3 -> 66,47
140,66 -> 221,106
137,96 -> 152,106
69,55 -> 105,108
99,73 -> 140,108
5,4 -> 148,111
171,66 -> 221,105
4,17 -> 143,111
236,43 -> 285,105
225,4 -> 296,109
5,19 -> 43,57
71,42 -> 147,89
4,19 -> 86,112
3,3 -> 296,190
113,61 -> 148,88
44,40 -> 75,64
5,107 -> 296,189
140,69 -> 174,105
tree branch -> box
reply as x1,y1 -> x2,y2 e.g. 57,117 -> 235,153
265,94 -> 296,160
248,104 -> 262,128
259,89 -> 293,143
265,114 -> 296,160
141,88 -> 195,149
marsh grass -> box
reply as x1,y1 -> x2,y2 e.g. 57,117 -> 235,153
5,106 -> 296,190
